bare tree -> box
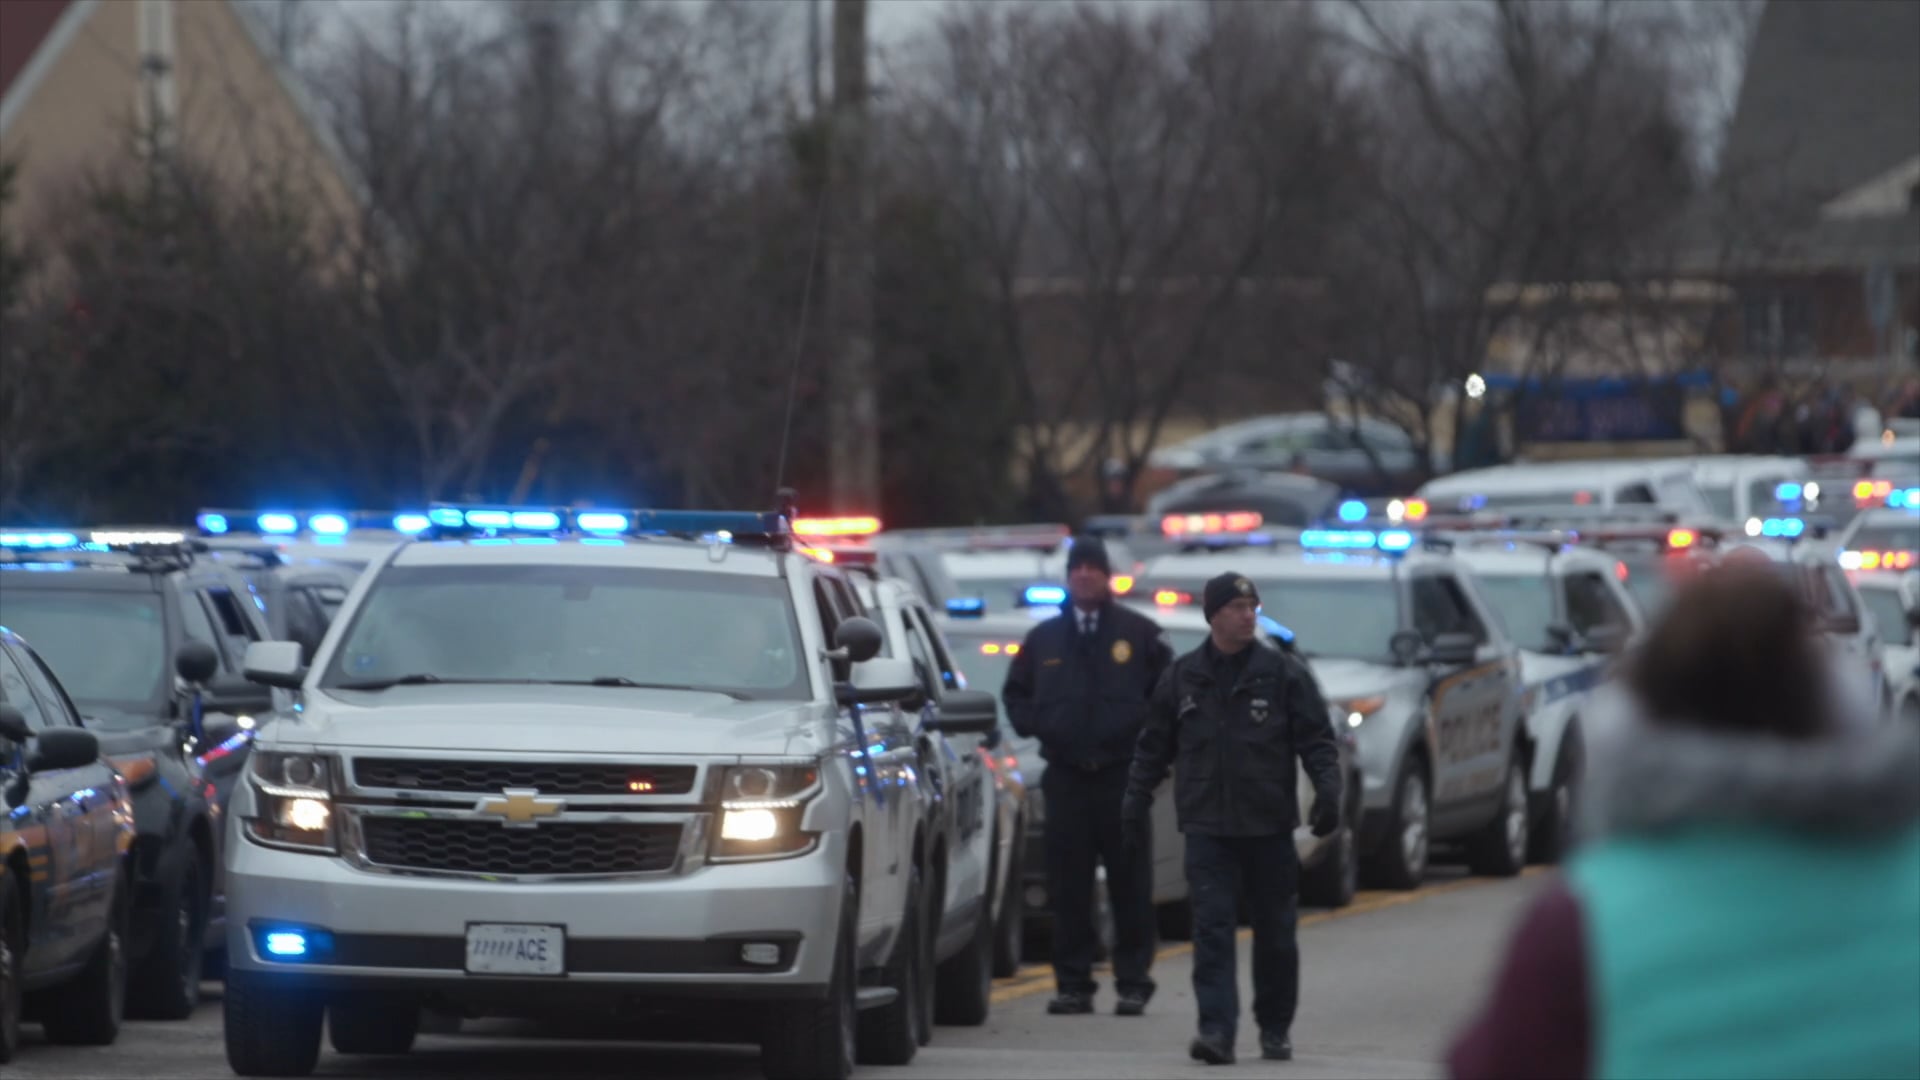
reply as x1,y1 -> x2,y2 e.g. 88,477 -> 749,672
895,0 -> 1353,514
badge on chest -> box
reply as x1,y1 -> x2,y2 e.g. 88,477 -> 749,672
1250,697 -> 1271,725
1111,639 -> 1133,664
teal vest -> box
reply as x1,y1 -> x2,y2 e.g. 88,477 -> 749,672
1569,823 -> 1920,1080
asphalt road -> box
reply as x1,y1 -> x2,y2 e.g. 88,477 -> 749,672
10,868 -> 1545,1080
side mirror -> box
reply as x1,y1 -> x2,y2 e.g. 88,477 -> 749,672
243,641 -> 308,690
979,726 -> 1003,751
1424,632 -> 1479,667
833,617 -> 885,665
1389,630 -> 1424,666
926,688 -> 1000,735
28,727 -> 100,772
836,656 -> 919,706
175,640 -> 219,684
0,704 -> 29,744
1545,622 -> 1578,653
1582,624 -> 1628,655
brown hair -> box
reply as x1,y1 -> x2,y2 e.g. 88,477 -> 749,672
1625,559 -> 1832,739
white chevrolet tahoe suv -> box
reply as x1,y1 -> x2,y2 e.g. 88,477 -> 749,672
223,507 -> 932,1079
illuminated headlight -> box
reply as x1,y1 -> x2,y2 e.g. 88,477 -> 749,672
244,751 -> 337,854
713,763 -> 820,861
1333,696 -> 1387,729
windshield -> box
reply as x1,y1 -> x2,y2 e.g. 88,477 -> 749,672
1848,520 -> 1920,553
1858,589 -> 1912,647
0,590 -> 168,718
319,565 -> 808,700
1700,485 -> 1736,519
1150,576 -> 1399,660
1474,574 -> 1558,652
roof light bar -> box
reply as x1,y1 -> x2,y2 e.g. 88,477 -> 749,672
1021,584 -> 1067,607
89,530 -> 186,546
1300,529 -> 1377,549
945,597 -> 987,618
0,530 -> 80,549
1161,511 -> 1264,537
791,516 -> 882,537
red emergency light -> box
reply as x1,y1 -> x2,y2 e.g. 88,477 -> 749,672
1160,511 -> 1263,537
792,516 -> 882,537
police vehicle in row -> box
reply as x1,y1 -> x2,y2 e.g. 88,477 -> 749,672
2,626 -> 137,1062
1139,523 -> 1532,889
838,556 -> 1022,1027
222,504 -> 938,1080
1851,571 -> 1919,728
1,529 -> 266,1018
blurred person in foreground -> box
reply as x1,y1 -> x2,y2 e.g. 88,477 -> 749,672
1124,572 -> 1343,1065
1003,535 -> 1174,1017
1449,561 -> 1920,1080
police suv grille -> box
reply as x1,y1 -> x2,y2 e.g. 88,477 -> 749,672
352,758 -> 695,797
359,818 -> 682,876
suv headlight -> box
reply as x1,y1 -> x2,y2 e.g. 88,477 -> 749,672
714,763 -> 821,861
245,751 -> 337,854
1333,696 -> 1387,729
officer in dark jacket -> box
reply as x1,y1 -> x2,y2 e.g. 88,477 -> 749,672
1123,571 -> 1342,1065
1003,535 -> 1174,1017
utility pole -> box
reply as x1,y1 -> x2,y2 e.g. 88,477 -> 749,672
807,0 -> 823,117
826,0 -> 879,513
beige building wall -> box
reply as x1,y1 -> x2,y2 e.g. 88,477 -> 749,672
2,0 -> 356,253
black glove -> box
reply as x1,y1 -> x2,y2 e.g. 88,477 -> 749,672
1121,796 -> 1151,854
1309,794 -> 1340,838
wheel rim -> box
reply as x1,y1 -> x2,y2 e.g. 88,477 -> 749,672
1505,771 -> 1528,863
1401,774 -> 1429,874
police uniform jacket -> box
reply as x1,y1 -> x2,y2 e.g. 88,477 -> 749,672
1002,599 -> 1173,773
1127,637 -> 1342,837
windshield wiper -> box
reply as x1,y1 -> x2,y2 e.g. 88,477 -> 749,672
327,673 -> 513,691
547,677 -> 749,699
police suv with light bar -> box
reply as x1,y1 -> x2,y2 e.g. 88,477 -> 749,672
1138,525 -> 1531,889
0,528 -> 269,1021
220,503 -> 934,1080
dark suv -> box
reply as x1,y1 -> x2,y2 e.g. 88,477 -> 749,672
0,532 -> 275,1019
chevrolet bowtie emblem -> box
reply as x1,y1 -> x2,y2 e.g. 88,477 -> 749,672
476,788 -> 565,826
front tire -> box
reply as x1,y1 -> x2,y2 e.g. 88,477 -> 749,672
1362,758 -> 1430,891
41,868 -> 128,1046
225,975 -> 324,1077
761,874 -> 858,1080
129,847 -> 207,1020
1,879 -> 25,1063
934,892 -> 993,1026
857,863 -> 924,1065
990,824 -> 1025,978
1528,734 -> 1581,864
1469,754 -> 1531,877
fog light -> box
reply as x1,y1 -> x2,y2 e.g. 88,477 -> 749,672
254,924 -> 334,962
266,931 -> 308,957
741,942 -> 782,966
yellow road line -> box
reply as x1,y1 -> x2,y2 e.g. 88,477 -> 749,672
988,868 -> 1543,1005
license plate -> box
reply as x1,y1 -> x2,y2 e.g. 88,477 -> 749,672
464,923 -> 565,977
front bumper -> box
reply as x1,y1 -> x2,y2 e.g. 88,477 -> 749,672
226,829 -> 846,1003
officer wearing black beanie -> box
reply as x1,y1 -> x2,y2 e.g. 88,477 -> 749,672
1124,570 -> 1343,1065
1002,534 -> 1173,1018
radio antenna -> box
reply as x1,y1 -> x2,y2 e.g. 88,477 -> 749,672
772,175 -> 832,498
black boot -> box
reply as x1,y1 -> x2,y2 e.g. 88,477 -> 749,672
1046,992 -> 1094,1015
1260,1031 -> 1292,1061
1189,1030 -> 1236,1065
1114,989 -> 1150,1017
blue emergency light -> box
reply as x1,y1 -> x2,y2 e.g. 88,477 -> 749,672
1021,584 -> 1067,607
419,503 -> 793,543
1888,488 -> 1920,511
1775,481 -> 1804,502
1257,615 -> 1296,643
1337,499 -> 1368,523
0,530 -> 80,549
1759,517 -> 1806,538
946,596 -> 987,617
392,513 -> 431,534
1300,529 -> 1377,549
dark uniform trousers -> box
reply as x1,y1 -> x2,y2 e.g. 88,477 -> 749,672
1042,763 -> 1156,999
1185,832 -> 1299,1043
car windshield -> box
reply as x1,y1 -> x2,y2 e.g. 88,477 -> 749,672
1848,519 -> 1920,553
0,589 -> 168,719
1150,576 -> 1398,660
1857,589 -> 1912,648
1699,485 -> 1736,519
319,565 -> 808,699
1474,574 -> 1558,652
1618,561 -> 1673,617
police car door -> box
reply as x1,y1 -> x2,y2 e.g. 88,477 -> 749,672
906,605 -> 992,927
817,575 -> 911,933
1409,573 -> 1509,814
0,643 -> 109,970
